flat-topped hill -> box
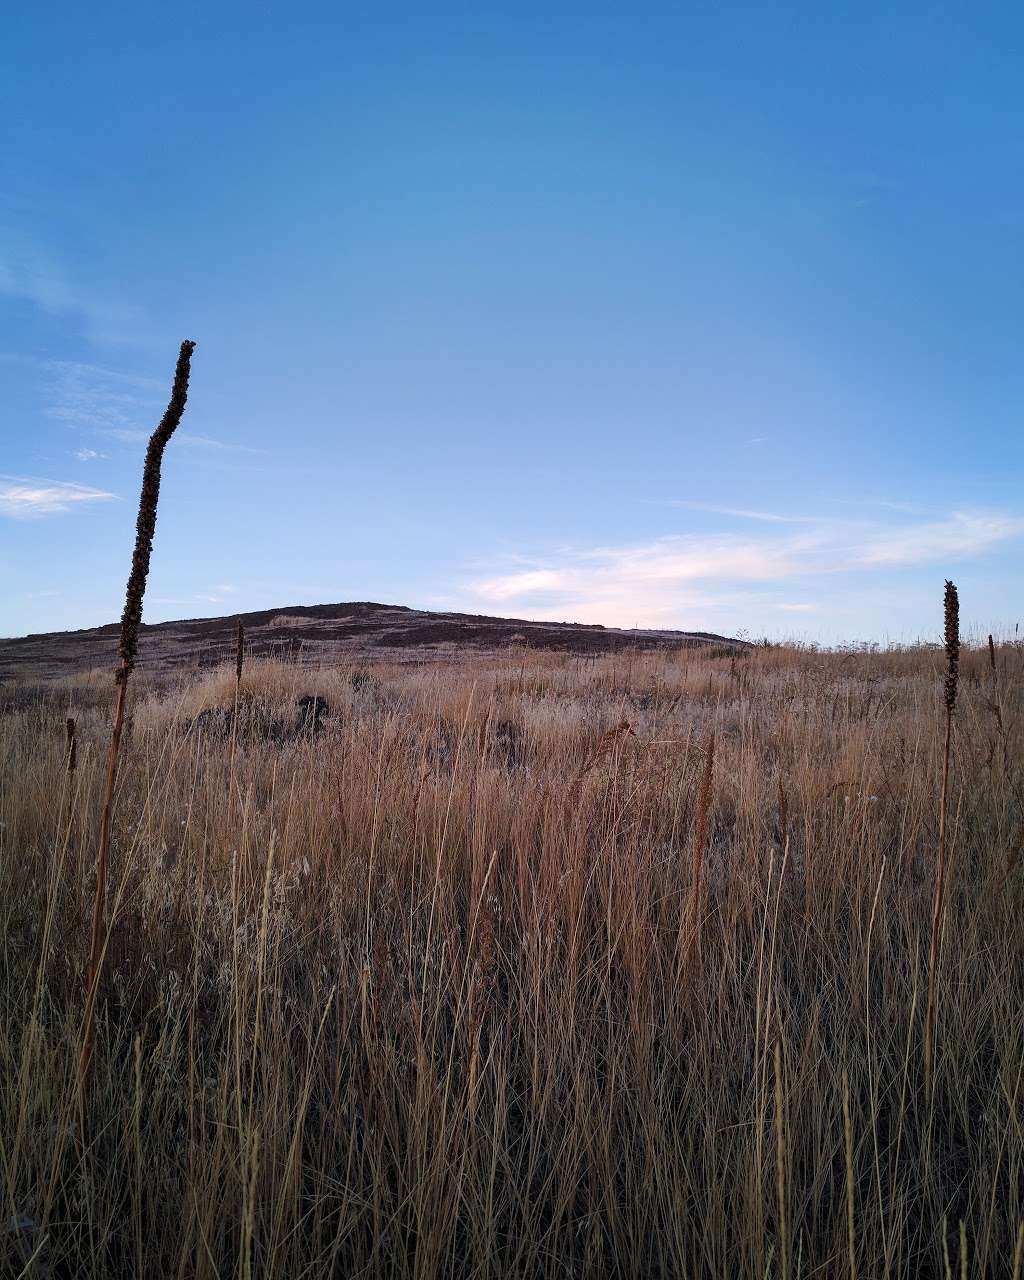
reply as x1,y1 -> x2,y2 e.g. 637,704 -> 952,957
0,601 -> 744,681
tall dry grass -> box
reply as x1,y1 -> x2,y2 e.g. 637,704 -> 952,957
1,639 -> 1022,1277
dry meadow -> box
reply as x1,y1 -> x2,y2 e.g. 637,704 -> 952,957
2,641 -> 1022,1277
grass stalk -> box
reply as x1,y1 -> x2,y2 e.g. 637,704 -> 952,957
229,618 -> 244,789
683,730 -> 715,980
842,1069 -> 857,1280
63,715 -> 77,834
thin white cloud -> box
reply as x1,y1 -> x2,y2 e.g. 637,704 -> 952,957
0,236 -> 77,315
0,476 -> 115,519
175,433 -> 262,454
834,497 -> 939,516
36,359 -> 164,435
23,357 -> 258,455
462,510 -> 1024,629
473,569 -> 563,601
151,586 -> 239,608
665,500 -> 821,524
0,233 -> 147,344
3,352 -> 262,463
101,428 -> 260,454
851,512 -> 1021,565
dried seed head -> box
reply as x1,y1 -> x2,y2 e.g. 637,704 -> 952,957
943,579 -> 959,713
65,717 -> 77,773
236,619 -> 245,684
117,340 -> 196,679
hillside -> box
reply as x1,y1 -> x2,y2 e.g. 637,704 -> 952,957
0,601 -> 743,680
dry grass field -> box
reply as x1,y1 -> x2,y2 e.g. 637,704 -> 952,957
2,640 -> 1022,1277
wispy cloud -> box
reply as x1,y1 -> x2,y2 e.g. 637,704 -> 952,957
2,355 -> 260,456
101,428 -> 261,454
663,500 -> 821,524
21,356 -> 166,436
461,510 -> 1024,629
0,476 -> 116,519
0,232 -> 147,344
74,447 -> 106,462
0,235 -> 78,315
151,585 -> 240,609
850,513 -> 1019,565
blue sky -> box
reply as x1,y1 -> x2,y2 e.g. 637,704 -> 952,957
2,2 -> 1022,643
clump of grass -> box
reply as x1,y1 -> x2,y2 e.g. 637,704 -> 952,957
78,340 -> 196,1107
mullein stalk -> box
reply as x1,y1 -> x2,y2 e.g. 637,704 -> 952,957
924,579 -> 959,1102
78,340 -> 196,1109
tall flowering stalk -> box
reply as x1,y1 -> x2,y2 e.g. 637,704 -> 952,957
924,579 -> 959,1100
78,340 -> 197,1104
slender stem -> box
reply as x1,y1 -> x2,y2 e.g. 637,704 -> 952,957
229,672 -> 241,791
64,717 -> 78,838
229,619 -> 244,798
78,666 -> 129,1102
924,705 -> 953,1102
683,732 -> 715,982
